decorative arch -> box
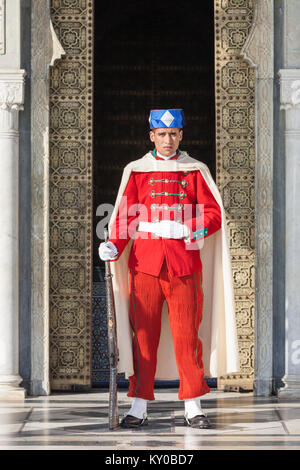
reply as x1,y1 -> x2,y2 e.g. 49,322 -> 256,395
30,0 -> 275,394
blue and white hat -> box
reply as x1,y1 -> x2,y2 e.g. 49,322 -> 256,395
149,109 -> 186,129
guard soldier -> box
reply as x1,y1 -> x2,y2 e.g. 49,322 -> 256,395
99,109 -> 239,428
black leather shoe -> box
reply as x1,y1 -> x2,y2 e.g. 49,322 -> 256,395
120,414 -> 148,428
184,414 -> 212,429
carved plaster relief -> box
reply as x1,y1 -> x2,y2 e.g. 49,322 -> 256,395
0,0 -> 5,55
241,0 -> 274,396
215,0 -> 255,391
30,0 -> 53,396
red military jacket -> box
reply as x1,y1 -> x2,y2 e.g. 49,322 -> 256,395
109,151 -> 222,277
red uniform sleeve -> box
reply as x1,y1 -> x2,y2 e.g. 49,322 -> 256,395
109,172 -> 139,259
185,170 -> 222,243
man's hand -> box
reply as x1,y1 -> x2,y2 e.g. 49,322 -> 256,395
153,220 -> 189,239
99,241 -> 119,261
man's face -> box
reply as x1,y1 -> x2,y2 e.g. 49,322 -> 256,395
149,127 -> 183,157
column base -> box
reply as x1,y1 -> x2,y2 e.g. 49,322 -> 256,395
0,374 -> 27,400
277,375 -> 300,400
253,378 -> 273,397
0,387 -> 26,401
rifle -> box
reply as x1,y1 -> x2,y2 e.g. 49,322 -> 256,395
104,228 -> 119,430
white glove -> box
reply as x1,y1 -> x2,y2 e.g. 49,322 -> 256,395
99,241 -> 118,261
153,220 -> 189,239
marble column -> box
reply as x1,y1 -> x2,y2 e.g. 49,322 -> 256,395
0,70 -> 26,400
278,68 -> 300,399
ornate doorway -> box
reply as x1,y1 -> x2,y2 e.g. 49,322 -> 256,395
49,0 -> 255,391
92,0 -> 216,385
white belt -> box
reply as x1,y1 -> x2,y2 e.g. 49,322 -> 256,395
138,221 -> 158,233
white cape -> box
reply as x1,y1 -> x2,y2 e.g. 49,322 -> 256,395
108,151 -> 240,380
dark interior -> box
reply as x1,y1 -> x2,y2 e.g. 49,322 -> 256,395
93,0 -> 215,270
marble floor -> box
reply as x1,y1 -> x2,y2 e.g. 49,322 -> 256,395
0,388 -> 300,450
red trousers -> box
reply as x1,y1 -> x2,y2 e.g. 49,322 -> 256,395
128,260 -> 210,400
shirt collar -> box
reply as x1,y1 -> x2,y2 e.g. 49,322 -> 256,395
152,149 -> 180,161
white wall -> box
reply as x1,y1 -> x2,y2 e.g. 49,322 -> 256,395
0,0 -> 21,69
